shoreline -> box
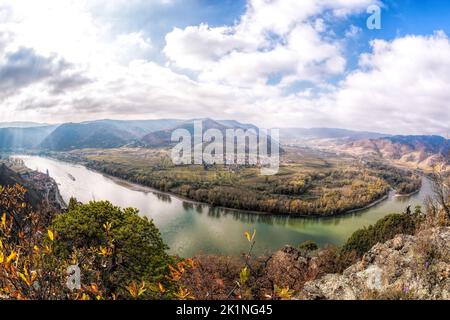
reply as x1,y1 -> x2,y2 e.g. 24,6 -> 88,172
16,153 -> 418,219
394,189 -> 420,197
346,193 -> 390,214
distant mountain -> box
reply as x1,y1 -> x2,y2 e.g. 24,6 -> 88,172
1,118 -> 447,165
39,122 -> 137,151
0,122 -> 51,128
140,118 -> 265,148
280,128 -> 389,143
0,125 -> 58,150
81,119 -> 184,138
39,119 -> 185,151
339,135 -> 449,169
216,120 -> 259,131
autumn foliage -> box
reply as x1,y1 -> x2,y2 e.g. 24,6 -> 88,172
0,185 -> 193,300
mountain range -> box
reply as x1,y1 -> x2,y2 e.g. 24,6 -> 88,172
335,135 -> 449,169
0,119 -> 448,168
0,119 -> 265,151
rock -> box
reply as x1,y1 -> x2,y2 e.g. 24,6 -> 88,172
265,246 -> 319,291
299,228 -> 450,300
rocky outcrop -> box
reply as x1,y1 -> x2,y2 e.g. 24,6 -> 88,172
265,246 -> 320,291
299,227 -> 450,300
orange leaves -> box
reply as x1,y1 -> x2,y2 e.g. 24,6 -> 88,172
158,283 -> 166,294
81,283 -> 104,300
174,287 -> 194,300
167,259 -> 196,300
168,260 -> 193,282
168,264 -> 183,282
185,258 -> 195,269
126,281 -> 146,299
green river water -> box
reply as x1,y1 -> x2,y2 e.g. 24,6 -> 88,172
18,155 -> 431,257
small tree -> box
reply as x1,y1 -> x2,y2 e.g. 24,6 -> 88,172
52,200 -> 173,298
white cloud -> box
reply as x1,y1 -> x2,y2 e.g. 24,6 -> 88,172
0,0 -> 448,136
345,25 -> 362,38
164,0 -> 375,87
332,31 -> 450,135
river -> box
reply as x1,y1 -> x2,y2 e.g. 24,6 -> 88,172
16,155 -> 432,257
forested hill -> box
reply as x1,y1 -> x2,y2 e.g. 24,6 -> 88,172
0,163 -> 41,207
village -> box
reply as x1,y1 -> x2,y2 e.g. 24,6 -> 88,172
0,156 -> 66,210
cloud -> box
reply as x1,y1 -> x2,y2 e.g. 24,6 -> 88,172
164,0 -> 375,87
0,0 -> 448,136
345,25 -> 362,38
0,47 -> 89,99
330,31 -> 450,135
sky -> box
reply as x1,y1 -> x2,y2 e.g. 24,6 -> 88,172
0,0 -> 449,135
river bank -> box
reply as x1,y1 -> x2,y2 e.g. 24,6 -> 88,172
69,158 -> 394,218
15,155 -> 431,257
37,153 -> 410,218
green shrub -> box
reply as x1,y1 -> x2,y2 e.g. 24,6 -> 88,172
298,241 -> 319,253
342,213 -> 417,257
53,200 -> 172,296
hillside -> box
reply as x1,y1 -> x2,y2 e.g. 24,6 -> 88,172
0,163 -> 42,207
38,119 -> 263,151
39,122 -> 138,151
81,119 -> 184,138
300,227 -> 450,300
280,128 -> 389,143
140,118 -> 262,147
0,125 -> 58,150
337,135 -> 449,170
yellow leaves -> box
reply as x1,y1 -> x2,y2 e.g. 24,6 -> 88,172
47,229 -> 54,242
158,283 -> 166,294
1,213 -> 6,228
244,229 -> 256,243
6,250 -> 17,264
127,281 -> 146,298
80,293 -> 90,300
174,287 -> 193,300
85,283 -> 104,300
103,221 -> 113,233
19,272 -> 28,285
98,246 -> 112,257
239,267 -> 250,286
0,251 -> 3,264
274,285 -> 294,300
19,266 -> 37,286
